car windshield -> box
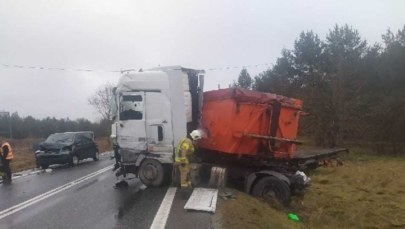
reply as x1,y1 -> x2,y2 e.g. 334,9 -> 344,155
45,133 -> 75,144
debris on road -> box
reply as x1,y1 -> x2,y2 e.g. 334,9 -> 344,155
218,190 -> 235,200
184,188 -> 218,213
114,180 -> 129,189
139,183 -> 147,190
287,213 -> 300,222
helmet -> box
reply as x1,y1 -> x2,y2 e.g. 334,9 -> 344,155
190,130 -> 202,141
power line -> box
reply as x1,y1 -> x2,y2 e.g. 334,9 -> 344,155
0,62 -> 273,73
0,64 -> 121,73
205,63 -> 272,71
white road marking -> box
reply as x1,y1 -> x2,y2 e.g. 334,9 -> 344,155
0,165 -> 113,220
150,187 -> 177,229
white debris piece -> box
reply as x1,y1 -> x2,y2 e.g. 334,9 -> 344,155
184,188 -> 218,213
296,170 -> 311,185
45,169 -> 53,173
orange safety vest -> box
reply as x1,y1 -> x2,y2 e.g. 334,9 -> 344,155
1,142 -> 13,160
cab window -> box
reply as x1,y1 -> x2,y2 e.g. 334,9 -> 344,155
120,95 -> 143,120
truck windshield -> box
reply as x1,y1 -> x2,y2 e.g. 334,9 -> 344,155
120,95 -> 143,120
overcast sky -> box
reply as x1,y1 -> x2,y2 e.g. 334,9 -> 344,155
0,0 -> 404,121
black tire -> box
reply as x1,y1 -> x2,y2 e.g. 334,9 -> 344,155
93,151 -> 100,161
171,165 -> 180,187
41,164 -> 49,169
69,155 -> 79,166
138,159 -> 164,187
251,176 -> 291,206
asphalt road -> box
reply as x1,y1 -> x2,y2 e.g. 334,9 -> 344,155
0,154 -> 213,229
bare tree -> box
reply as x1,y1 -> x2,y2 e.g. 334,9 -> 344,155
88,83 -> 114,121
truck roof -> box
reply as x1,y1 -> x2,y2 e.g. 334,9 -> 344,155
148,65 -> 205,74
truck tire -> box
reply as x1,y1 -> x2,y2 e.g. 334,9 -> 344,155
251,176 -> 291,206
139,159 -> 164,187
171,165 -> 180,186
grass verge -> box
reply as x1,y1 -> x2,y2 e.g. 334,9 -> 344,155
214,150 -> 405,229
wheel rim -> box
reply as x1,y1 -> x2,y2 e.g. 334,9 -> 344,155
142,163 -> 158,181
262,186 -> 277,202
73,156 -> 79,165
263,188 -> 276,198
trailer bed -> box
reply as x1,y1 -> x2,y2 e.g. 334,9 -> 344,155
292,148 -> 348,161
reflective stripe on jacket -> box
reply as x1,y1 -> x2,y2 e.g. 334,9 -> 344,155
175,137 -> 194,164
1,142 -> 13,160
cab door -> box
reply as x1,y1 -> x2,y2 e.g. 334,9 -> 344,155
145,91 -> 173,156
117,92 -> 147,153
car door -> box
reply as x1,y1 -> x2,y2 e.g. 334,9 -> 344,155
74,134 -> 90,160
81,134 -> 94,159
73,135 -> 84,159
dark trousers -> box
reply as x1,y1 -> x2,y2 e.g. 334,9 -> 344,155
114,148 -> 121,165
2,160 -> 11,181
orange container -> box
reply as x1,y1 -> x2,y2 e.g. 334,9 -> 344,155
199,88 -> 302,159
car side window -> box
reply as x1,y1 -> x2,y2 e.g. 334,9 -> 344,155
74,135 -> 82,144
82,136 -> 93,144
76,135 -> 93,144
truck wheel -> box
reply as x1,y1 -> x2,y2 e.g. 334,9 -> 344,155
171,165 -> 180,186
251,176 -> 291,206
139,159 -> 164,187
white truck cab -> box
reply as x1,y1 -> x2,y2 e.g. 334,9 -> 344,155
111,66 -> 204,186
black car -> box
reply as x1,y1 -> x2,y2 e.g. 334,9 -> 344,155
35,131 -> 99,169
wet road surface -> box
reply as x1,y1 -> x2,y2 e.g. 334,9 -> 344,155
0,154 -> 214,229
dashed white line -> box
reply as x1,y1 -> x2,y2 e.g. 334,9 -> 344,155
150,187 -> 177,229
0,165 -> 113,220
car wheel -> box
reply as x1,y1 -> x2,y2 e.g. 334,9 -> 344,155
139,159 -> 164,187
93,151 -> 100,161
70,155 -> 79,166
251,176 -> 291,206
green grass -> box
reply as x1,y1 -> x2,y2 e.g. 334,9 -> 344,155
214,150 -> 405,229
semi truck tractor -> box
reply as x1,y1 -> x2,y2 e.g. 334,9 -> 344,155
111,66 -> 346,205
110,66 -> 204,186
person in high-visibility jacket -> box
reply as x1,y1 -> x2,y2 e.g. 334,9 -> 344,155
174,130 -> 202,189
1,141 -> 13,183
